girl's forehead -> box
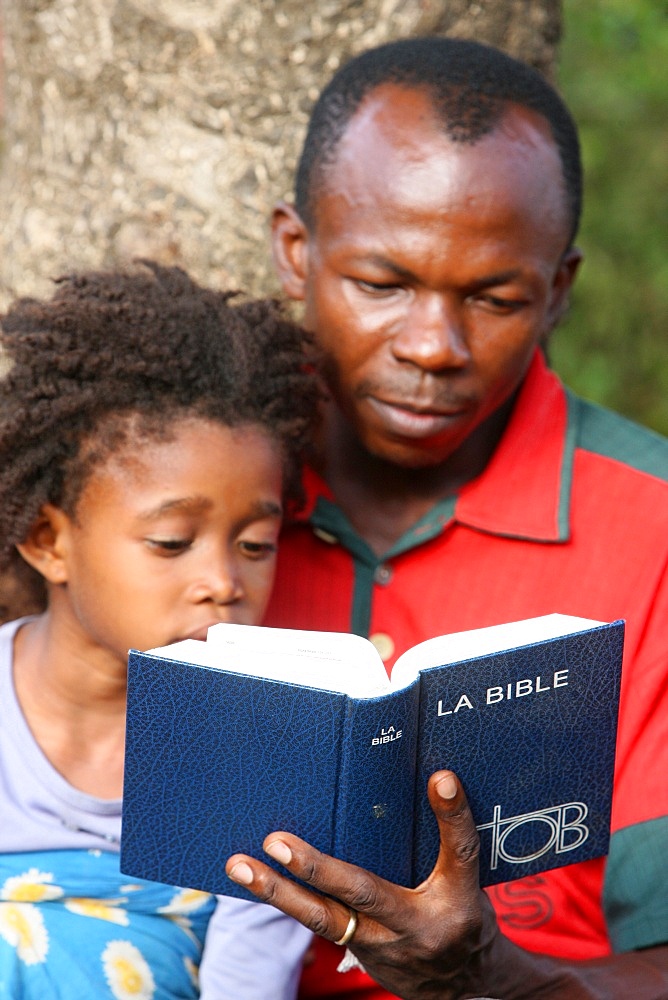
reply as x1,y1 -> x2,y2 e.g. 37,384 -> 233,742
81,412 -> 271,462
83,415 -> 279,479
69,415 -> 281,517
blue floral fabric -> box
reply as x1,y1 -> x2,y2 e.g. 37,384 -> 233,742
0,849 -> 216,999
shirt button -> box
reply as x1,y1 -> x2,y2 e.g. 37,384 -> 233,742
369,632 -> 395,663
313,527 -> 338,544
374,564 -> 393,586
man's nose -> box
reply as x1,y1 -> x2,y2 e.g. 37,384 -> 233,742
391,294 -> 469,371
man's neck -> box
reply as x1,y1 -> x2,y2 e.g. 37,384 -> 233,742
321,396 -> 516,556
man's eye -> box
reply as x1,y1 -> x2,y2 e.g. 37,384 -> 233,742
146,538 -> 192,555
354,279 -> 400,295
475,293 -> 528,313
238,540 -> 277,559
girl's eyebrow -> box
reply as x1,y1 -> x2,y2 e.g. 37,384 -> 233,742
240,500 -> 284,520
137,496 -> 212,521
137,497 -> 283,521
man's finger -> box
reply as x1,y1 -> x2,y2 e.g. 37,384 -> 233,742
426,770 -> 482,898
261,831 -> 416,932
227,831 -> 412,936
225,851 -> 355,943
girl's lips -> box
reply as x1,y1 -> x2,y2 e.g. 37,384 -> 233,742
367,397 -> 468,439
177,622 -> 220,643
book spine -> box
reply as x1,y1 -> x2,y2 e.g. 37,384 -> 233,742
332,681 -> 420,887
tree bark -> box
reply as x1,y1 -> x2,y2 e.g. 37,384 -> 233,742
0,0 -> 561,621
0,0 -> 562,307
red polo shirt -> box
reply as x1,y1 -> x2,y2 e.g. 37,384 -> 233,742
264,350 -> 668,999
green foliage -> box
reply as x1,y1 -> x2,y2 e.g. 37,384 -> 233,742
552,0 -> 668,435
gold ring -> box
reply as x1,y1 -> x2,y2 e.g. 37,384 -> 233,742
334,907 -> 358,947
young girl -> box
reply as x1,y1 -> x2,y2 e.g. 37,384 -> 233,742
0,261 -> 321,998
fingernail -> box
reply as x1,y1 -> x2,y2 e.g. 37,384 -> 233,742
435,773 -> 458,800
265,839 -> 292,865
228,861 -> 254,886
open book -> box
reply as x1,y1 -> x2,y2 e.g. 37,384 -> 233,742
120,614 -> 623,898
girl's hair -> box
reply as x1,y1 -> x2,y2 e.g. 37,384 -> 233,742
0,260 -> 322,573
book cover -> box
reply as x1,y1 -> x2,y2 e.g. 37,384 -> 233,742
120,615 -> 624,898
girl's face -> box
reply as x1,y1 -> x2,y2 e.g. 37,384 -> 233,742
46,417 -> 284,666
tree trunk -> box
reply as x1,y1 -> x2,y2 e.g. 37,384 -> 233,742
0,0 -> 561,307
0,0 -> 561,620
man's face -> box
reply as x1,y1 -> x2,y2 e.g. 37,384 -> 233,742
273,85 -> 580,470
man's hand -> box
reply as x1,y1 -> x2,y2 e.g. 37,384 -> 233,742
226,770 -> 668,1000
226,770 -> 502,999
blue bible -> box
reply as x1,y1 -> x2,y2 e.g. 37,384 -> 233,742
120,614 -> 623,899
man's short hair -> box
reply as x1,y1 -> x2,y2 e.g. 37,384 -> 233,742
295,36 -> 582,245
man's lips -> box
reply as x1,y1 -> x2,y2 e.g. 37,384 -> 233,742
366,396 -> 470,439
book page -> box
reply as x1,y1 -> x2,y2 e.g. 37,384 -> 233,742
390,613 -> 606,690
146,623 -> 393,698
143,615 -> 610,699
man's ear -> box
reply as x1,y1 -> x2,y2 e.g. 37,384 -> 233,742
271,201 -> 310,302
545,246 -> 583,334
16,504 -> 71,586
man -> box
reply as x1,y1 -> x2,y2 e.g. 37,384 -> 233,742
228,37 -> 668,999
